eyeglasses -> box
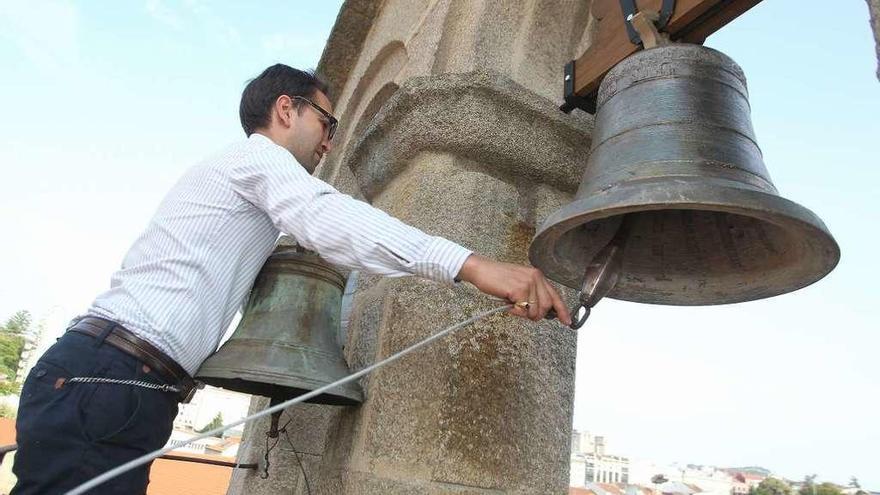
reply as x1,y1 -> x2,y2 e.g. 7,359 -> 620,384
291,95 -> 338,141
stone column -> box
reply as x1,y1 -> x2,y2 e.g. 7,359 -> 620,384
226,399 -> 341,495
868,0 -> 880,79
229,1 -> 596,493
314,71 -> 591,494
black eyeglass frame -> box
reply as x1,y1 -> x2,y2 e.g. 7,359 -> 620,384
291,95 -> 338,141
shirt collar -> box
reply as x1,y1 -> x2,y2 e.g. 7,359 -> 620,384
249,132 -> 275,145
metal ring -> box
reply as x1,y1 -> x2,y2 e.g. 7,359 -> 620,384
570,305 -> 591,330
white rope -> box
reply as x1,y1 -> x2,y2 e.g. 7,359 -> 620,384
65,304 -> 513,495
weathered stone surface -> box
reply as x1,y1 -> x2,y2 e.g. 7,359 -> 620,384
869,0 -> 880,80
227,398 -> 341,495
342,71 -> 592,202
318,277 -> 576,494
315,0 -> 383,105
428,0 -> 592,102
234,0 -> 595,493
310,154 -> 578,494
315,0 -> 595,193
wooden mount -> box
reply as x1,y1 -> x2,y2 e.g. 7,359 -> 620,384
561,0 -> 763,114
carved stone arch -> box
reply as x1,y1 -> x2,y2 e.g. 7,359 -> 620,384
323,40 -> 408,186
338,40 -> 408,147
349,81 -> 400,145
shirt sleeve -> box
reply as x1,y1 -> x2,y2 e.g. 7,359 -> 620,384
225,139 -> 473,285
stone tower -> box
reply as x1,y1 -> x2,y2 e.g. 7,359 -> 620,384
228,1 -> 596,493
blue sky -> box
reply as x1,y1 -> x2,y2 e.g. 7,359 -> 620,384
1,0 -> 878,488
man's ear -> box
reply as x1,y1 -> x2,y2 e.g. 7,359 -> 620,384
275,95 -> 295,129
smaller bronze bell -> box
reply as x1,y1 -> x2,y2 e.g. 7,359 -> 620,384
195,243 -> 362,405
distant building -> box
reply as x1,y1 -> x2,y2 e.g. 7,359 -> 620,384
588,482 -> 629,495
149,452 -> 234,495
165,429 -> 241,458
174,385 -> 250,432
14,335 -> 37,383
628,460 -> 769,495
724,470 -> 767,494
571,430 -> 630,486
572,431 -> 606,456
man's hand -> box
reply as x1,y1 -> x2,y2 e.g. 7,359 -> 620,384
456,254 -> 573,326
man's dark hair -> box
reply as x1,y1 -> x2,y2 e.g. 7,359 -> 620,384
239,64 -> 330,136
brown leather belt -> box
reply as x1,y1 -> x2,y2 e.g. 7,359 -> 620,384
68,317 -> 199,403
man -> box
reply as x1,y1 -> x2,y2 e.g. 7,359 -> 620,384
12,64 -> 571,494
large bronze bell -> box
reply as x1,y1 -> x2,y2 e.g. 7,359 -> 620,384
195,243 -> 362,405
531,44 -> 839,305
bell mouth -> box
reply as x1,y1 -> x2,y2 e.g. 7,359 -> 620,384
197,376 -> 361,406
529,181 -> 840,306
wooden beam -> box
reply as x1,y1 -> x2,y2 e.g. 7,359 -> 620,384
566,0 -> 762,110
676,0 -> 763,43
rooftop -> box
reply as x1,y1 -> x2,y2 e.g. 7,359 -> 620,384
0,418 -> 233,495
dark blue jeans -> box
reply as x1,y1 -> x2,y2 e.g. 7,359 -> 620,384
12,331 -> 179,494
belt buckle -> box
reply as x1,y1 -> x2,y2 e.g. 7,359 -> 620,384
181,380 -> 205,403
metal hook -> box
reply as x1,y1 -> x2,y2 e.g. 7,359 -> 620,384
545,304 -> 590,330
570,305 -> 591,330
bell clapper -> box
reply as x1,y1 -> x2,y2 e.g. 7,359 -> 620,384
259,404 -> 286,479
267,406 -> 283,439
579,214 -> 633,305
572,214 -> 633,327
545,215 -> 633,330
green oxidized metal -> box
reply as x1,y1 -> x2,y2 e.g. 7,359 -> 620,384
195,246 -> 362,405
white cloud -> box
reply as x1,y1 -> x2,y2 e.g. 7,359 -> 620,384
144,0 -> 183,30
0,0 -> 80,71
144,0 -> 240,46
261,32 -> 324,59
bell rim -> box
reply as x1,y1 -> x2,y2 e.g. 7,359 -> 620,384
195,364 -> 364,404
195,336 -> 364,404
529,181 -> 840,305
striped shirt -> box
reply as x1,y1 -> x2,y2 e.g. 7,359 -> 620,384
85,133 -> 472,374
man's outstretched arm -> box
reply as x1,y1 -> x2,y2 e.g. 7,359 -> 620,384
226,139 -> 571,326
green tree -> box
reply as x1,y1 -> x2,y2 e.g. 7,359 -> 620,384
849,478 -> 860,489
0,403 -> 16,419
2,311 -> 32,335
815,483 -> 843,495
799,475 -> 818,495
800,480 -> 843,495
752,478 -> 792,495
197,412 -> 224,437
0,310 -> 32,383
0,333 -> 25,382
0,381 -> 21,395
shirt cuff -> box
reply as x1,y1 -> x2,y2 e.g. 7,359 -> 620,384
415,237 -> 473,286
